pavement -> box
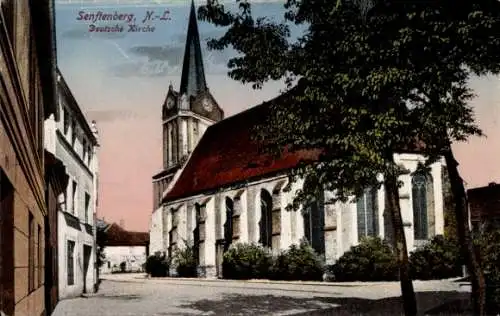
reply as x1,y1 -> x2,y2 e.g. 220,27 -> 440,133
51,273 -> 472,316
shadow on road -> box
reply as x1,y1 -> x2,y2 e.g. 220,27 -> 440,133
179,291 -> 471,316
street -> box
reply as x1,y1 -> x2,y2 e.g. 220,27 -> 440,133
51,274 -> 471,316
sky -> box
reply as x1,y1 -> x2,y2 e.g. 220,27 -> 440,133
55,1 -> 500,232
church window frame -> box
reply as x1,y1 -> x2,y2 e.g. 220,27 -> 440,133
411,169 -> 434,241
303,190 -> 326,255
259,189 -> 273,248
224,197 -> 234,251
356,186 -> 379,239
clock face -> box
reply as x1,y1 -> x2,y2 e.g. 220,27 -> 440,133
202,98 -> 213,112
166,97 -> 175,109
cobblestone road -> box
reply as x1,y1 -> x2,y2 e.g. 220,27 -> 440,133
51,274 -> 471,316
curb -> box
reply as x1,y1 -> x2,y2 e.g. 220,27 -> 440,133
101,275 -> 465,288
103,275 -> 381,287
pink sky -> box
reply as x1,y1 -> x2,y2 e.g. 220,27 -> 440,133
63,66 -> 500,232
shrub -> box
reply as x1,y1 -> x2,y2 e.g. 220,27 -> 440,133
222,243 -> 272,280
330,236 -> 398,281
119,261 -> 127,272
475,229 -> 500,312
173,244 -> 198,278
145,253 -> 170,277
270,240 -> 324,281
409,235 -> 463,280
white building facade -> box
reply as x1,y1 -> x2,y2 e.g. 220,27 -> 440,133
45,69 -> 99,298
151,149 -> 447,278
96,221 -> 149,274
100,246 -> 148,274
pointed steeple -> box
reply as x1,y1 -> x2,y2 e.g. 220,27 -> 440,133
179,0 -> 207,98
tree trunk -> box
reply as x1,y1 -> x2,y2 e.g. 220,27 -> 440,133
443,147 -> 486,315
385,172 -> 418,316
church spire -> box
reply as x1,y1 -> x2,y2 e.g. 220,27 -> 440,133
179,0 -> 207,98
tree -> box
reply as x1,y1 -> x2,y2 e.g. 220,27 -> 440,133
199,1 -> 419,314
198,0 -> 500,314
370,2 -> 500,314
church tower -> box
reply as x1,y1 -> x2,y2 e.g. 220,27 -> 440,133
152,0 -> 224,210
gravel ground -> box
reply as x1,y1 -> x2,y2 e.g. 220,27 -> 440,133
51,274 -> 471,316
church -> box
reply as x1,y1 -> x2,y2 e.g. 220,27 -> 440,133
149,1 -> 448,278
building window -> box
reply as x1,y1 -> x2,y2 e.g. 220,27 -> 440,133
193,203 -> 202,266
84,193 -> 90,224
259,189 -> 273,248
38,225 -> 42,287
357,187 -> 379,239
303,191 -> 326,255
63,108 -> 69,135
87,147 -> 92,166
82,139 -> 87,162
168,208 -> 178,257
28,213 -> 35,292
71,120 -> 77,146
67,240 -> 75,285
224,198 -> 234,252
72,180 -> 77,215
412,171 -> 433,240
168,126 -> 173,165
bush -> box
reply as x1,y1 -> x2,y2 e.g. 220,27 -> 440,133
145,254 -> 170,277
119,261 -> 127,272
330,236 -> 398,281
173,244 -> 198,278
222,243 -> 272,280
409,235 -> 463,280
475,229 -> 500,312
270,240 -> 324,281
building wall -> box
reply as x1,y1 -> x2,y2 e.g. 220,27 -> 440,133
0,0 -> 56,314
149,207 -> 164,256
151,153 -> 446,278
100,246 -> 148,274
48,75 -> 98,300
57,212 -> 95,299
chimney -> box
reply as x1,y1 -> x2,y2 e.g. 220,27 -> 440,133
119,219 -> 125,229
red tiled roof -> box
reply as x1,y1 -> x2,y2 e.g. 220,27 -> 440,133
104,223 -> 149,247
468,183 -> 500,223
163,96 -> 322,203
163,91 -> 426,203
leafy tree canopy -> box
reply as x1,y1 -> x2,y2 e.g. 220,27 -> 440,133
198,0 -> 500,209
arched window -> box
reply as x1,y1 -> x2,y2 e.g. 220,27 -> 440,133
168,125 -> 173,165
303,190 -> 326,255
224,197 -> 234,251
259,189 -> 273,248
193,203 -> 201,265
357,187 -> 379,239
168,207 -> 178,257
412,171 -> 434,240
